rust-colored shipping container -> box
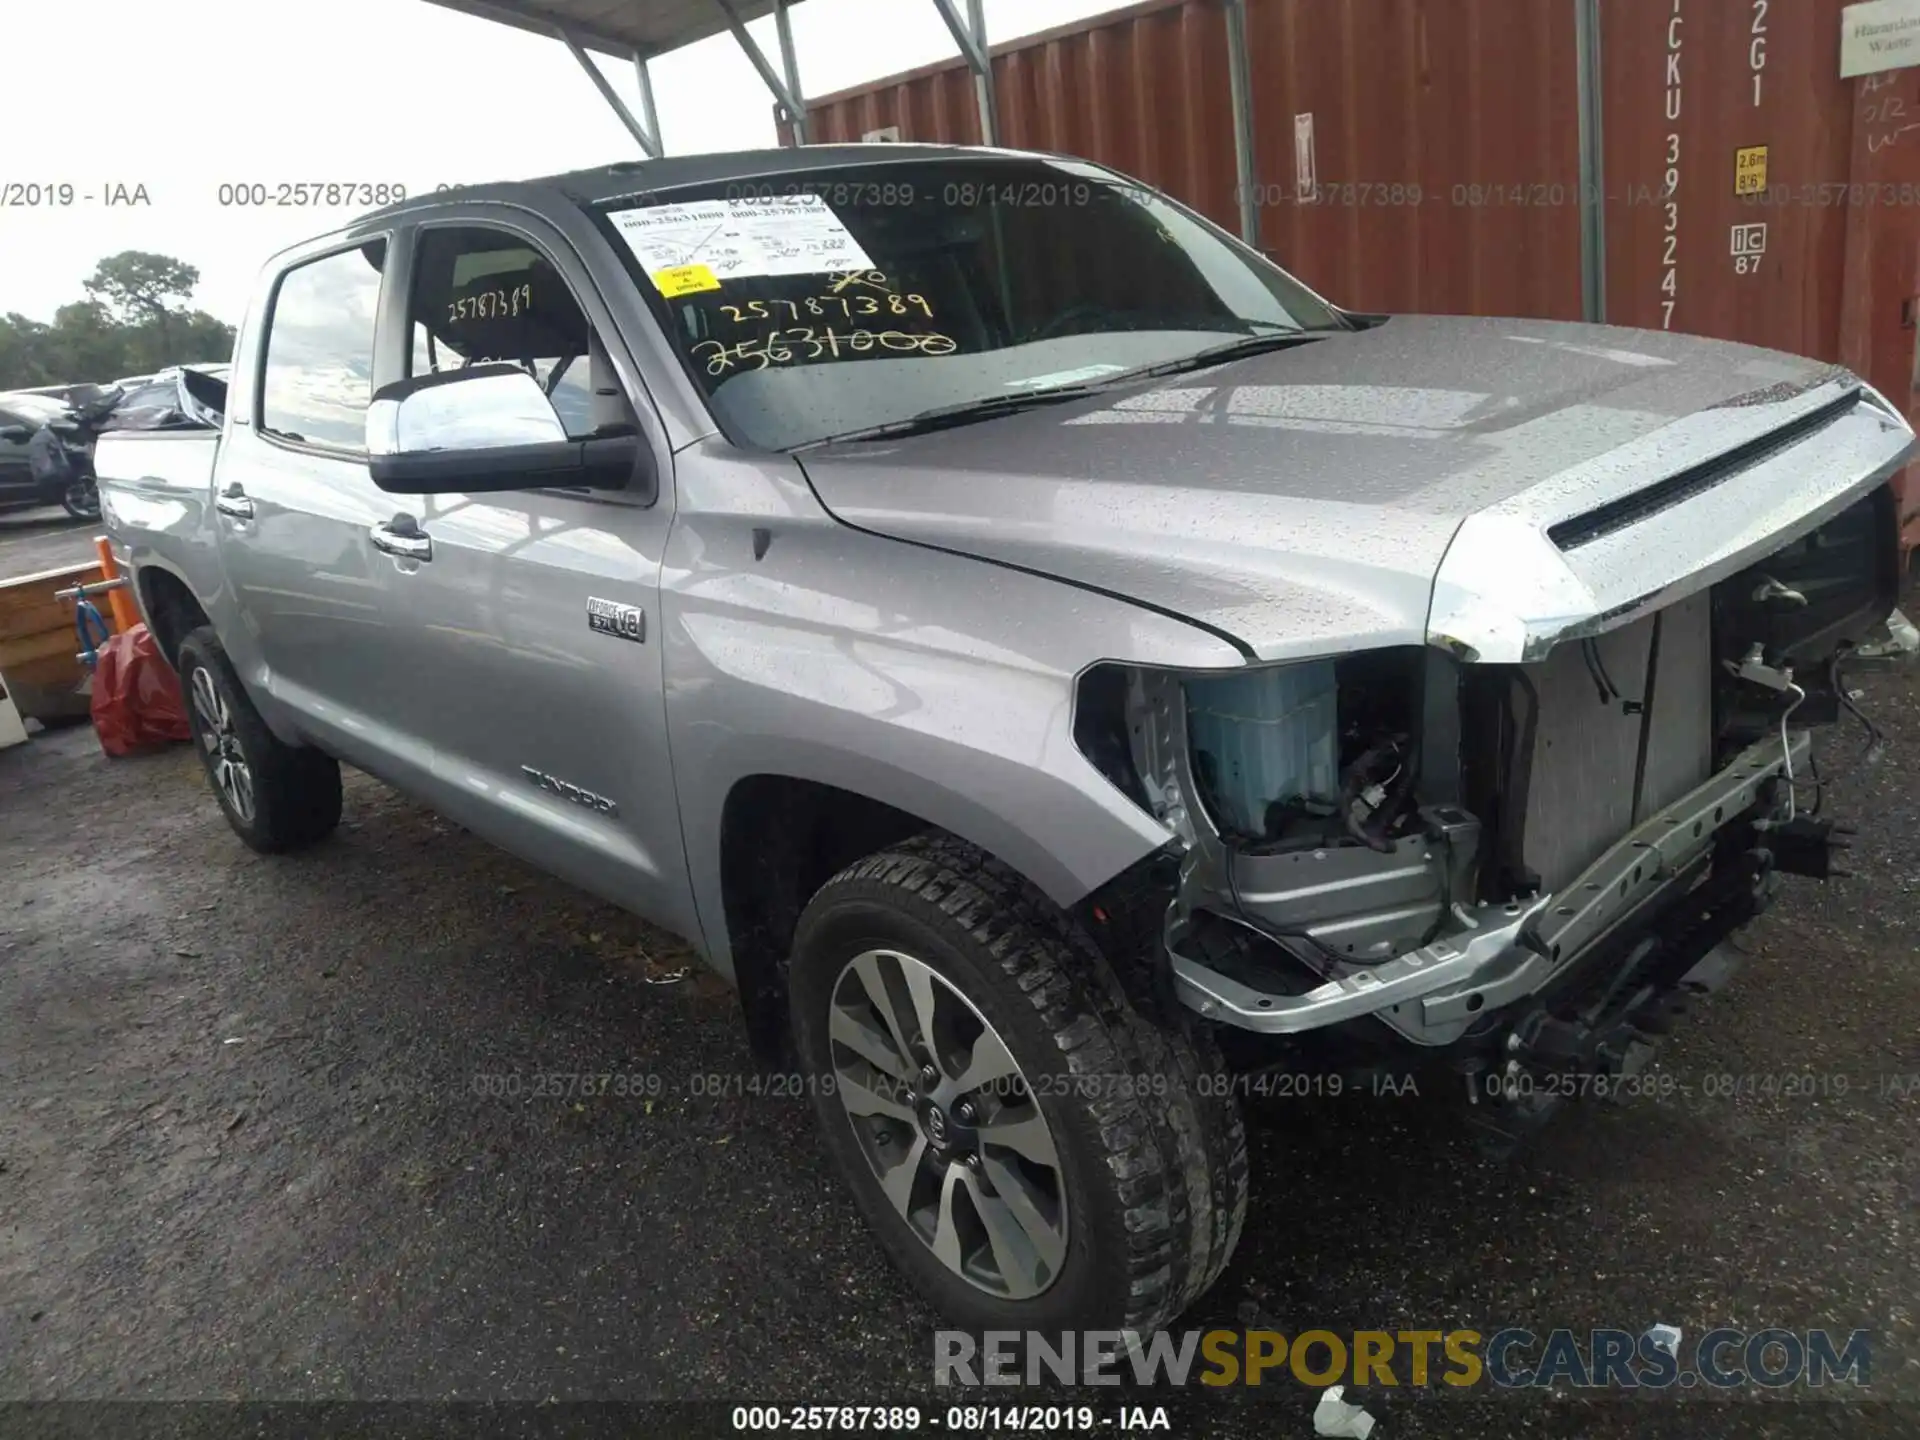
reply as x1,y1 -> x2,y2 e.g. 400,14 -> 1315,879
804,0 -> 1585,319
1600,0 -> 1852,357
801,0 -> 1920,551
1238,0 -> 1584,320
806,0 -> 1247,232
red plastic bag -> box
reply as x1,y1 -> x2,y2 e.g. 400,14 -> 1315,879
91,622 -> 193,757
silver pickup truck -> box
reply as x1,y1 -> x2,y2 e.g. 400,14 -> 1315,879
96,144 -> 1912,1334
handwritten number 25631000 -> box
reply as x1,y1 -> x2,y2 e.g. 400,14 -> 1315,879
693,327 -> 958,376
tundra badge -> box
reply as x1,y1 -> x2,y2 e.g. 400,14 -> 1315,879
521,766 -> 619,816
587,597 -> 646,643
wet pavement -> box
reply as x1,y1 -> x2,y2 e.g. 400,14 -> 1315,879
1,616 -> 1915,1440
0,509 -> 94,580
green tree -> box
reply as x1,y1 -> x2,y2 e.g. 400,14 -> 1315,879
0,313 -> 53,387
83,251 -> 201,365
0,253 -> 234,390
82,252 -> 202,326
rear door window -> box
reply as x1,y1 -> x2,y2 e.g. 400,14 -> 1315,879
259,239 -> 388,450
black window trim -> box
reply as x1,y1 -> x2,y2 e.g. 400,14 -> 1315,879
395,208 -> 662,506
253,230 -> 395,463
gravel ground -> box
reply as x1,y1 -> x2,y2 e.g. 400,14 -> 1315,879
1,608 -> 1916,1440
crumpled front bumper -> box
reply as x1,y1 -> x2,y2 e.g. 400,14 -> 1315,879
1168,729 -> 1808,1048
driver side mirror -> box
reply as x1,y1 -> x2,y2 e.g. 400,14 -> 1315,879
365,364 -> 649,497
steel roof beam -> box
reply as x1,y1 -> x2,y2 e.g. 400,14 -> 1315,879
424,0 -> 637,57
422,0 -> 793,60
775,0 -> 806,139
930,0 -> 997,146
716,0 -> 809,144
1223,0 -> 1259,247
634,50 -> 665,157
561,26 -> 662,156
1574,0 -> 1608,323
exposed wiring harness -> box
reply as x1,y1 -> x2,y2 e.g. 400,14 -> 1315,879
1782,648 -> 1888,815
1830,648 -> 1888,766
1581,638 -> 1644,713
1339,734 -> 1414,853
1776,679 -> 1807,825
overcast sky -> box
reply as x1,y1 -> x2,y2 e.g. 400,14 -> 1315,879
0,0 -> 1120,326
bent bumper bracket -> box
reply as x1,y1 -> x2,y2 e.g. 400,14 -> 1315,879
1169,729 -> 1808,1045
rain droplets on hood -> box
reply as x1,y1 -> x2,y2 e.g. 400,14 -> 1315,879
796,315 -> 1878,663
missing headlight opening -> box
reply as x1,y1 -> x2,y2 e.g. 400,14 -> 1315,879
1074,485 -> 1898,1077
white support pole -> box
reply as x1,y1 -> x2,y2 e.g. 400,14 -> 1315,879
931,0 -> 997,145
775,0 -> 807,143
1574,0 -> 1608,323
560,27 -> 660,157
633,50 -> 665,158
1223,0 -> 1259,247
716,0 -> 809,144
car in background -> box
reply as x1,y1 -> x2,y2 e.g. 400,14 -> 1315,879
0,364 -> 227,522
14,381 -> 119,409
99,365 -> 228,433
0,391 -> 105,520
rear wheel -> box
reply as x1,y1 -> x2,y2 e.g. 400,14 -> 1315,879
790,833 -> 1247,1333
177,626 -> 341,853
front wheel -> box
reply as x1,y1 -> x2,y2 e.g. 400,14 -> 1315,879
790,834 -> 1247,1334
60,475 -> 100,521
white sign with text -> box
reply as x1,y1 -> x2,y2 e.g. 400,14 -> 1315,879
1842,0 -> 1920,79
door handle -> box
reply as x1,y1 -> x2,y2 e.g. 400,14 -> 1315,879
214,485 -> 254,520
369,518 -> 432,562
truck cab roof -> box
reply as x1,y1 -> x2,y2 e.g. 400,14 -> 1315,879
357,143 -> 1050,222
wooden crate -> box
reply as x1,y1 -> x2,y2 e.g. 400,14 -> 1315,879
0,559 -> 107,722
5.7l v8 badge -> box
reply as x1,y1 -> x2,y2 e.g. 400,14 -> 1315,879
587,597 -> 646,643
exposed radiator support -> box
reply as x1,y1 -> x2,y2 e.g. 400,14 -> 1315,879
1515,593 -> 1713,892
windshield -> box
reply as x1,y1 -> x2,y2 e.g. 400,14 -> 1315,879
594,157 -> 1345,450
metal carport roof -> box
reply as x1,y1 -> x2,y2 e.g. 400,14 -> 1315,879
421,0 -> 793,58
420,1 -> 1277,248
420,0 -> 1002,160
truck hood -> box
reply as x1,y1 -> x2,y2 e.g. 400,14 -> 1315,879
796,316 -> 1907,662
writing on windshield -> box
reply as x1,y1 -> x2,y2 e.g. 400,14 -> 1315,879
594,158 -> 1343,448
690,269 -> 954,376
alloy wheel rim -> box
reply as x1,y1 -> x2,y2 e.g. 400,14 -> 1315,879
190,666 -> 254,824
828,948 -> 1068,1299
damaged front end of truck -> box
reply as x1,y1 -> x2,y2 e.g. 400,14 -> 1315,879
1074,376 -> 1913,1147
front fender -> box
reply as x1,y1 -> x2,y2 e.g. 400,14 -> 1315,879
661,479 -> 1242,976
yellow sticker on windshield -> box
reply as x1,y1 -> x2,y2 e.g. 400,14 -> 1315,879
653,263 -> 721,297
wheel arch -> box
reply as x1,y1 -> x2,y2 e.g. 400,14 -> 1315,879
136,563 -> 211,670
709,757 -> 1168,1065
717,774 -> 930,1062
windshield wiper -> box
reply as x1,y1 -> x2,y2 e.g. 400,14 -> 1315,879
793,327 -> 1337,449
1131,329 -> 1333,380
796,384 -> 1104,449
